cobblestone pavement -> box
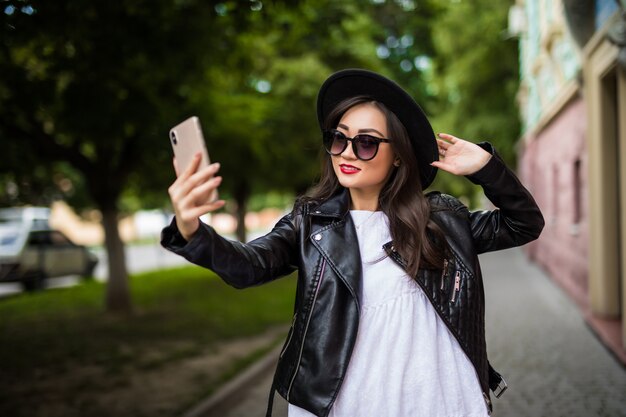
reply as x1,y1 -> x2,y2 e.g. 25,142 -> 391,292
206,247 -> 626,417
482,248 -> 625,417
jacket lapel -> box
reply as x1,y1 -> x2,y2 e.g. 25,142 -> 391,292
308,189 -> 363,310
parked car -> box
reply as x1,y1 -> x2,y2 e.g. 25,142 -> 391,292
0,207 -> 98,291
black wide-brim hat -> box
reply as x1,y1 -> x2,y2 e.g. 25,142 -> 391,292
317,68 -> 438,188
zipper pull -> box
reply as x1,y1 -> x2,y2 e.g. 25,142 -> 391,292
450,271 -> 461,302
440,259 -> 448,290
483,392 -> 492,415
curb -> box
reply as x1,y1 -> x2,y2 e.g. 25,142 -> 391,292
181,344 -> 282,417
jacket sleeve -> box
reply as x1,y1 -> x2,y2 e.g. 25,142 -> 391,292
463,142 -> 545,254
160,212 -> 299,289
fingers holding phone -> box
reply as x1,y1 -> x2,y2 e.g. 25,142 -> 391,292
176,156 -> 223,207
168,154 -> 225,241
169,117 -> 218,200
168,117 -> 225,241
170,154 -> 220,204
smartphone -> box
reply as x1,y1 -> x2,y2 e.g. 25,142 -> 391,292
169,116 -> 218,202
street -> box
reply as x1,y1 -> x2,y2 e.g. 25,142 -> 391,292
198,247 -> 626,417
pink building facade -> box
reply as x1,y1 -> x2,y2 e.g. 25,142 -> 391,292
520,97 -> 589,307
515,0 -> 626,361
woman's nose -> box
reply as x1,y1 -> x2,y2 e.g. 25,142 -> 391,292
340,139 -> 357,160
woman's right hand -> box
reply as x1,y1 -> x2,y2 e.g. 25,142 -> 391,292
168,153 -> 226,242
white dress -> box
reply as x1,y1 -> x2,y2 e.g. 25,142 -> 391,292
288,211 -> 489,417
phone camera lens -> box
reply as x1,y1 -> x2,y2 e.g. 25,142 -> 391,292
170,131 -> 178,145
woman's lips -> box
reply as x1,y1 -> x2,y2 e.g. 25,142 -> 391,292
340,164 -> 360,174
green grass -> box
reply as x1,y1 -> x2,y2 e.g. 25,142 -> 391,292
0,265 -> 296,411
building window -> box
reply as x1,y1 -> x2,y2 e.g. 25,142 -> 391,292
571,159 -> 583,235
552,165 -> 559,226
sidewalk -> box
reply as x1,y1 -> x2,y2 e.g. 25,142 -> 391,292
482,248 -> 626,417
190,247 -> 626,417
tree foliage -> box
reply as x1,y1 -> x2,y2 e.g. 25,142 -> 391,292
427,0 -> 521,204
0,0 -> 520,310
0,0 -> 243,312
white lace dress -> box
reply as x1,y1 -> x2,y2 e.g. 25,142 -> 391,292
288,210 -> 489,417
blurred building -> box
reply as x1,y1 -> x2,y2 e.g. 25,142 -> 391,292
514,0 -> 625,363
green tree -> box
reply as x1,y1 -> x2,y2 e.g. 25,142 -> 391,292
0,0 -> 238,312
0,0 -> 520,315
0,0 -> 406,309
428,0 -> 521,204
189,1 -> 394,242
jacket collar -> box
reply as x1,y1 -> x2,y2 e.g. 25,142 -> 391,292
309,188 -> 351,219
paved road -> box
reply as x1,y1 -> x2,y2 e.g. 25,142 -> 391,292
200,247 -> 626,417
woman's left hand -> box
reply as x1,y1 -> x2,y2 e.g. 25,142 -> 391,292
430,133 -> 492,176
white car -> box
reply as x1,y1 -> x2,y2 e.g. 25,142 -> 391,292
0,207 -> 98,291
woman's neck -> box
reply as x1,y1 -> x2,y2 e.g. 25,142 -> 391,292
349,188 -> 380,211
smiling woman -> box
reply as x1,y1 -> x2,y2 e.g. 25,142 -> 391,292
160,69 -> 545,417
328,101 -> 396,210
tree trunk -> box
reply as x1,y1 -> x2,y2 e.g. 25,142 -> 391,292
101,206 -> 132,314
234,181 -> 250,242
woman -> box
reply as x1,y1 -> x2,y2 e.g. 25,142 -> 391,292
162,69 -> 545,417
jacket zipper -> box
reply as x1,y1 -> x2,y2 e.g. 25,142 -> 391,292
450,271 -> 461,302
279,312 -> 298,359
483,392 -> 492,415
440,258 -> 449,290
286,258 -> 326,401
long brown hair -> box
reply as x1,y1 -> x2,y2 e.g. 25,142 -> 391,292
300,96 -> 449,277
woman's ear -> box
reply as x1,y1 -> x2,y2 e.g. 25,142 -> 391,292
393,158 -> 401,167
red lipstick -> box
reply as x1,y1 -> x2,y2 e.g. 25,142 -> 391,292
340,164 -> 360,174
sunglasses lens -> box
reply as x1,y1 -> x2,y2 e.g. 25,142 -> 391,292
323,131 -> 382,160
324,131 -> 347,155
354,136 -> 379,160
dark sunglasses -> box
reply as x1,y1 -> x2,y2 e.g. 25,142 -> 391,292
322,129 -> 391,161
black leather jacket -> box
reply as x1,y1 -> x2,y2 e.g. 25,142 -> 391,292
161,142 -> 545,417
